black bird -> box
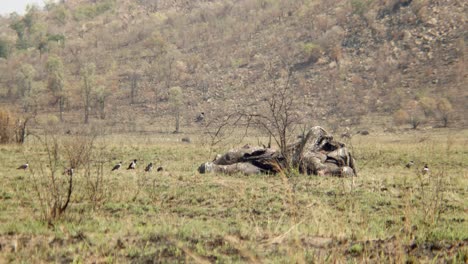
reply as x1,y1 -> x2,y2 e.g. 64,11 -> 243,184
112,162 -> 122,171
17,163 -> 29,170
195,112 -> 205,123
145,163 -> 153,172
127,159 -> 137,170
422,164 -> 429,175
405,161 -> 414,169
157,166 -> 163,172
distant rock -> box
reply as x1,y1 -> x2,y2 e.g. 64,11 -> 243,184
357,130 -> 370,136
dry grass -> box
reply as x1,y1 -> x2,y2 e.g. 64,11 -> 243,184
0,128 -> 467,262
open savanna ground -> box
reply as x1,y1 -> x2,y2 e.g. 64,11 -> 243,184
0,128 -> 467,263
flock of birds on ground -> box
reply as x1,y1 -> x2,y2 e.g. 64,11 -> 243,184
16,160 -> 430,175
110,159 -> 164,172
13,112 -> 211,175
16,159 -> 164,175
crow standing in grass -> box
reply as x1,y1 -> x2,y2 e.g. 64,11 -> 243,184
17,163 -> 29,170
112,162 -> 122,171
127,159 -> 137,170
422,164 -> 429,175
145,162 -> 153,172
405,161 -> 414,169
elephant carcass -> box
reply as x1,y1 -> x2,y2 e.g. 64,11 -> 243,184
198,126 -> 357,177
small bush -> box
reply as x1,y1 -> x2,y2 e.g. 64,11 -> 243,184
73,0 -> 115,20
0,38 -> 12,59
351,0 -> 372,17
0,108 -> 27,144
348,243 -> 364,256
303,42 -> 322,62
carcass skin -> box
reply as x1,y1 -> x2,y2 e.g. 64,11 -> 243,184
198,126 -> 357,177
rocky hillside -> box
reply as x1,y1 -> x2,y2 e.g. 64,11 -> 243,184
0,0 -> 466,132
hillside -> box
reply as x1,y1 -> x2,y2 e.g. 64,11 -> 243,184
0,0 -> 466,133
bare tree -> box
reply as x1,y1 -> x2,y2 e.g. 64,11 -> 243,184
46,55 -> 66,122
169,86 -> 183,133
81,63 -> 96,124
206,63 -> 304,169
436,98 -> 453,128
249,68 -> 301,166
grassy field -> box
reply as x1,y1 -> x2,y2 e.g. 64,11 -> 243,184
0,128 -> 467,263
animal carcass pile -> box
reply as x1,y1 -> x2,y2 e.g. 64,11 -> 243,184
198,126 -> 357,177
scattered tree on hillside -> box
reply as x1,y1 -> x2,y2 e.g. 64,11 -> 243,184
95,85 -> 110,120
169,86 -> 183,133
393,100 -> 426,129
121,58 -> 148,105
46,55 -> 66,122
16,64 -> 36,98
0,39 -> 12,59
16,63 -> 41,113
436,98 -> 453,127
9,5 -> 42,50
81,63 -> 96,124
419,96 -> 437,118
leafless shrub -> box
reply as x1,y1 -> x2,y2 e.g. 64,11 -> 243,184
82,145 -> 112,209
28,134 -> 75,224
27,128 -> 110,222
62,134 -> 96,169
205,64 -> 305,168
65,130 -> 113,209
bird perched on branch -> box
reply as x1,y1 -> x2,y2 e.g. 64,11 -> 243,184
112,162 -> 122,171
127,159 -> 137,170
405,161 -> 414,169
145,162 -> 153,172
17,163 -> 29,170
422,164 -> 429,175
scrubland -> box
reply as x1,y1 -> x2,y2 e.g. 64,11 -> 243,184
0,128 -> 466,263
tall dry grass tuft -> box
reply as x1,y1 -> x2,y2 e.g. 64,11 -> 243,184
79,136 -> 114,210
0,108 -> 15,144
